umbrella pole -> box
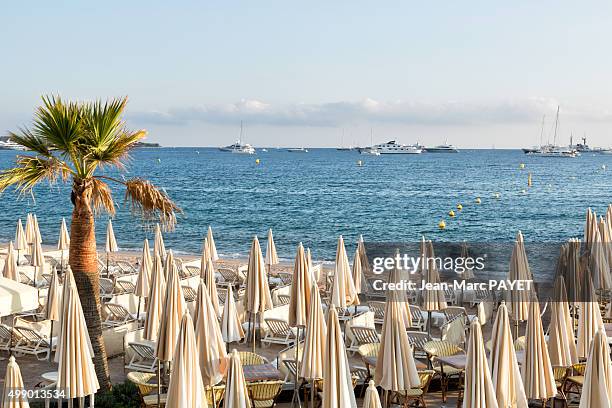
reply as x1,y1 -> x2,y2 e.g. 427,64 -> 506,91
252,312 -> 256,353
136,297 -> 142,328
157,363 -> 161,408
212,386 -> 216,407
427,310 -> 432,335
310,379 -> 315,408
48,321 -> 54,362
291,326 -> 302,407
515,320 -> 519,339
106,252 -> 110,278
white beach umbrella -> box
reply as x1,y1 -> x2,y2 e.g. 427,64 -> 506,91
422,241 -> 447,333
577,277 -> 605,359
24,214 -> 35,251
104,219 -> 118,277
507,232 -> 531,330
289,243 -> 312,328
351,247 -> 362,295
55,267 -> 100,400
223,349 -> 249,408
374,297 -> 420,393
135,239 -> 153,298
155,250 -> 187,363
357,234 -> 371,277
300,284 -> 327,381
264,228 -> 279,271
388,264 -> 413,328
489,302 -> 527,408
30,236 -> 44,286
463,320 -> 498,408
579,329 -> 612,408
44,267 -> 61,361
2,242 -> 19,282
584,208 -> 596,250
201,255 -> 220,317
460,241 -> 475,280
330,235 -> 359,308
143,254 -> 166,341
57,218 -> 70,273
362,380 -> 382,408
14,219 -> 27,262
207,226 -> 219,261
521,296 -> 556,402
194,279 -> 227,387
599,216 -> 612,275
154,223 -> 166,260
588,226 -> 611,291
33,215 -> 42,243
221,285 -> 245,344
167,311 -> 207,408
243,236 -> 273,351
322,307 -> 358,408
547,276 -> 578,367
1,356 -> 29,408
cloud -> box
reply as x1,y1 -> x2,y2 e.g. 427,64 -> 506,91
129,97 -> 612,127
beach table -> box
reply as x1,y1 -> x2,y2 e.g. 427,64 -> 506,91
243,363 -> 283,382
41,371 -> 58,382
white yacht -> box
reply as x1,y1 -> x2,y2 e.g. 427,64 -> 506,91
0,140 -> 28,151
219,122 -> 256,154
371,140 -> 422,154
359,147 -> 381,156
287,147 -> 308,153
424,142 -> 459,153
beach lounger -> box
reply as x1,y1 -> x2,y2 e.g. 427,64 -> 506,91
347,326 -> 380,355
444,288 -> 458,305
183,265 -> 200,278
470,288 -> 491,307
116,260 -> 137,274
103,303 -> 140,328
277,272 -> 293,286
115,279 -> 136,294
443,306 -> 468,326
409,305 -> 427,331
218,267 -> 240,286
12,325 -> 56,360
0,324 -> 15,351
182,285 -> 197,302
262,318 -> 298,347
276,294 -> 290,306
368,301 -> 385,325
99,278 -> 116,300
125,341 -> 158,373
19,272 -> 35,286
365,277 -> 386,301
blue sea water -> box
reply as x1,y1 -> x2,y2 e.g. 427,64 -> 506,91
0,148 -> 611,265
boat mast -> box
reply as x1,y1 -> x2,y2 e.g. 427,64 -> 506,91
239,121 -> 243,144
539,115 -> 546,148
552,106 -> 560,147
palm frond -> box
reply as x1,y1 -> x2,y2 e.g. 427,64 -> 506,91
0,155 -> 70,194
84,129 -> 146,175
8,128 -> 53,157
32,95 -> 83,154
90,178 -> 116,216
124,178 -> 181,231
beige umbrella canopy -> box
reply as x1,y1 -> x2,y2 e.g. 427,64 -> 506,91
460,241 -> 475,280
330,235 -> 359,308
351,248 -> 362,295
14,219 -> 27,255
547,276 -> 578,367
223,349 -> 249,408
521,296 -> 556,401
362,380 -> 382,408
564,239 -> 582,305
194,279 -> 227,387
588,226 -> 611,291
599,216 -> 612,273
167,311 -> 207,408
154,223 -> 166,259
33,215 -> 41,244
24,214 -> 35,249
579,329 -> 612,408
357,234 -> 371,276
422,240 -> 447,312
221,285 -> 245,344
44,267 -> 61,322
243,236 -> 273,349
57,217 -> 70,250
463,321 -> 499,408
201,254 -> 220,317
322,307 -> 358,408
388,262 -> 413,328
374,297 -> 420,392
577,277 -> 605,359
156,250 -> 187,362
30,236 -> 44,285
1,356 -> 29,408
143,254 -> 166,341
3,242 -> 19,282
489,302 -> 527,408
55,267 -> 99,399
207,226 -> 219,261
289,243 -> 312,328
135,239 -> 153,298
507,232 -> 531,324
105,219 -> 118,253
265,228 -> 279,268
584,208 -> 596,250
300,284 -> 327,380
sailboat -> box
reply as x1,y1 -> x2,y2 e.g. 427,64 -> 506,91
358,129 -> 381,155
337,129 -> 353,151
524,107 -> 577,157
219,121 -> 256,154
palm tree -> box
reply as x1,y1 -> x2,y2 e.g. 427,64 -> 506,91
0,96 -> 180,391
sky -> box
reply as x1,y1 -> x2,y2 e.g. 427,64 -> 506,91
2,1 -> 612,148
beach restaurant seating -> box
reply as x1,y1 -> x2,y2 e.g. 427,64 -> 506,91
422,340 -> 464,402
125,341 -> 158,373
239,351 -> 267,366
406,331 -> 433,359
262,318 -> 299,347
247,380 -> 284,408
347,326 -> 380,355
393,369 -> 436,408
357,342 -> 380,383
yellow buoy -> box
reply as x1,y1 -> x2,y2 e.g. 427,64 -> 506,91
475,197 -> 481,204
255,158 -> 261,164
449,210 -> 455,217
519,163 -> 525,169
438,220 -> 446,230
527,172 -> 532,187
456,203 -> 463,211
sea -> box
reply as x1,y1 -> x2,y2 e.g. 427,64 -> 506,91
0,147 -> 611,278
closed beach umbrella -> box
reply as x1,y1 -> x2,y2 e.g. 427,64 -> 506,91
44,267 -> 61,361
156,250 -> 187,362
330,235 -> 359,308
362,380 -> 382,408
521,297 -> 556,402
460,241 -> 475,280
289,243 -> 312,327
357,234 -> 371,276
322,307 -> 358,408
3,242 -> 19,282
422,241 -> 447,332
57,218 -> 70,250
30,236 -> 44,286
33,215 -> 41,243
579,329 -> 612,408
351,248 -> 362,295
143,254 -> 166,341
599,216 -> 612,274
154,223 -> 166,260
167,311 -> 206,408
105,219 -> 118,252
265,228 -> 279,271
547,276 -> 578,367
207,226 -> 219,261
564,239 -> 582,305
388,263 -> 413,328
489,302 -> 527,408
577,277 -> 605,359
135,239 -> 153,298
1,356 -> 29,408
14,219 -> 27,261
584,208 -> 596,250
24,214 -> 35,250
194,280 -> 227,387
588,226 -> 611,291
201,255 -> 220,317
463,321 -> 498,408
55,268 -> 100,399
223,349 -> 249,408
374,298 -> 420,393
507,232 -> 531,329
243,236 -> 273,350
300,284 -> 327,380
221,285 -> 245,343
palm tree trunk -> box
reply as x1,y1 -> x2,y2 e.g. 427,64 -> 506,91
69,181 -> 111,391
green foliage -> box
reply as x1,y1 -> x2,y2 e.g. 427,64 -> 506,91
94,381 -> 141,408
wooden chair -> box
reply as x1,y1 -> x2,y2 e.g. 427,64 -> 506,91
238,351 -> 267,366
406,331 -> 433,359
409,305 -> 426,331
357,343 -> 380,383
347,326 -> 380,355
205,384 -> 226,408
552,366 -> 570,405
422,340 -> 464,402
125,342 -> 158,373
262,318 -> 298,347
564,362 -> 586,401
394,370 -> 436,408
443,306 -> 468,326
247,380 -> 284,407
0,324 -> 15,351
444,288 -> 458,305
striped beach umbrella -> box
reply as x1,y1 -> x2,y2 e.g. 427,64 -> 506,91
194,280 -> 227,388
221,285 -> 244,344
143,254 -> 166,341
1,356 -> 29,408
167,312 -> 206,408
463,320 -> 499,408
489,302 -> 527,408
